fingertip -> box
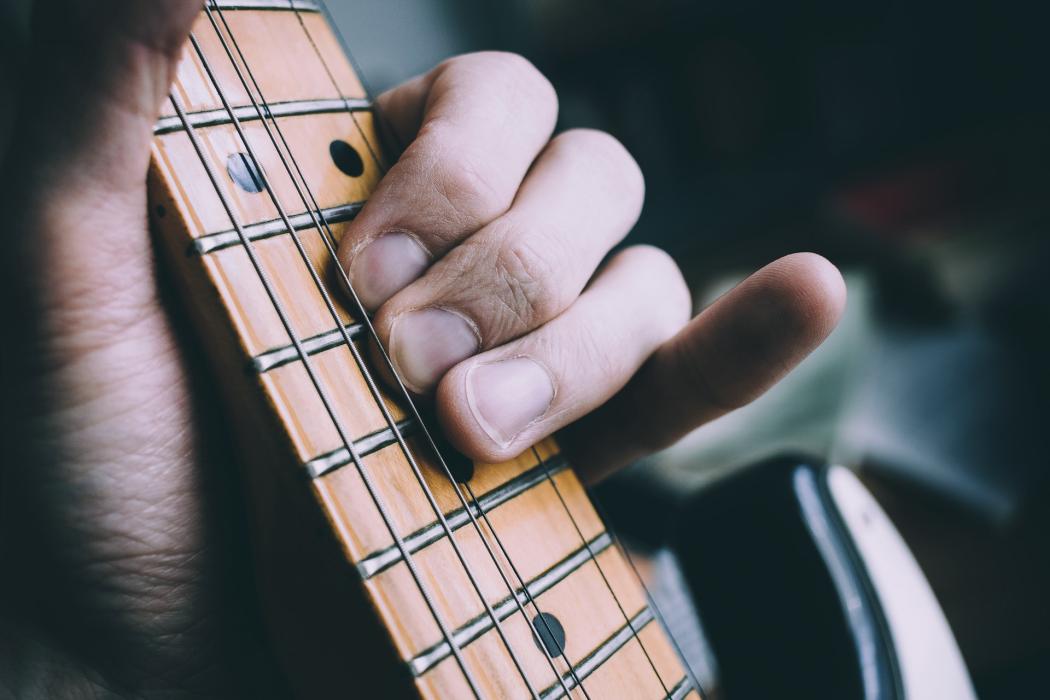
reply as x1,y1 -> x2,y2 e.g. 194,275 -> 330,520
763,252 -> 847,343
435,367 -> 513,464
342,232 -> 431,312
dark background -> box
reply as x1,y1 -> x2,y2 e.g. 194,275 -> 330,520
331,1 -> 1050,697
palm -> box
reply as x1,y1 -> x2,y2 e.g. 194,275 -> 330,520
0,1 -> 262,695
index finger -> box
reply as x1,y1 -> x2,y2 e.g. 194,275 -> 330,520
336,51 -> 559,310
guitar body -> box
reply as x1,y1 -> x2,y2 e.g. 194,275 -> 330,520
147,2 -> 696,698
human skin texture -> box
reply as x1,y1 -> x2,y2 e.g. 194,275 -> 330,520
0,2 -> 844,696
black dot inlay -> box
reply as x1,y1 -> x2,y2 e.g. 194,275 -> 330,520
155,204 -> 167,219
532,612 -> 566,657
330,139 -> 365,177
424,418 -> 475,483
226,152 -> 267,194
445,448 -> 475,484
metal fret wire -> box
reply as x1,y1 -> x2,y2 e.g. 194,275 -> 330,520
204,1 -> 665,695
298,3 -> 592,695
201,5 -> 555,696
176,34 -> 488,699
251,1 -> 660,693
311,5 -> 677,691
302,1 -> 389,175
585,496 -> 707,700
529,446 -> 671,696
169,91 -> 480,696
263,1 -> 590,694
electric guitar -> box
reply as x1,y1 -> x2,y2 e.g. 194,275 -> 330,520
148,2 -> 699,697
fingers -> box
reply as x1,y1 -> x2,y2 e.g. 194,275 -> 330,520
436,246 -> 690,463
374,129 -> 645,392
561,252 -> 848,482
337,52 -> 559,310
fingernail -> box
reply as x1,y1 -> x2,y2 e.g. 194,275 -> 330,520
348,233 -> 430,311
466,357 -> 555,446
391,308 -> 479,392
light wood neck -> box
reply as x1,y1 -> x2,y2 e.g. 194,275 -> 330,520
148,2 -> 698,697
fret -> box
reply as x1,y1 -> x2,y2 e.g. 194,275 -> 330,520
314,442 -> 577,566
149,5 -> 699,697
210,0 -> 321,12
262,345 -> 406,461
162,8 -> 361,117
153,113 -> 380,237
409,531 -> 614,676
192,201 -> 363,256
156,97 -> 371,136
353,456 -> 572,577
540,608 -> 655,700
635,615 -> 696,695
416,546 -> 662,699
201,229 -> 354,355
306,418 -> 418,480
361,491 -> 621,659
251,320 -> 364,373
543,610 -> 695,700
667,677 -> 696,700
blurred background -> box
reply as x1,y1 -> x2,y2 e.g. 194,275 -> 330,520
328,1 -> 1050,697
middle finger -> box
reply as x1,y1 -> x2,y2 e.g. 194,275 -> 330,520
374,128 -> 645,393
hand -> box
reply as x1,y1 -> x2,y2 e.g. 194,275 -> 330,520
339,55 -> 845,481
0,1 -> 844,696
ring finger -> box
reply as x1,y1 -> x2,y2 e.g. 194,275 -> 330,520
436,245 -> 690,462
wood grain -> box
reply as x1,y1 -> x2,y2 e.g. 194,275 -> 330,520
148,5 -> 694,698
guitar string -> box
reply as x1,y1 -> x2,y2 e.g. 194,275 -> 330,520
201,5 -> 705,698
235,4 -> 676,696
293,0 -> 390,176
528,447 -> 671,697
168,90 -> 481,699
178,30 -> 493,696
185,23 -> 511,696
271,2 -> 593,695
585,484 -> 708,700
306,5 -> 675,691
199,7 -> 554,697
296,3 -> 602,694
207,10 -> 583,698
202,4 -> 575,696
212,3 -> 643,695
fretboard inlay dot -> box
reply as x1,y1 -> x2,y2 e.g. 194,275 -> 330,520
532,612 -> 566,658
226,152 -> 267,194
330,139 -> 365,177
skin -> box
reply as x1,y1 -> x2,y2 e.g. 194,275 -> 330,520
0,1 -> 845,696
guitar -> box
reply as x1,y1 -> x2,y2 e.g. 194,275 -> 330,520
148,2 -> 699,697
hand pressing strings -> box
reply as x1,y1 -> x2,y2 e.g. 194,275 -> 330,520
0,2 -> 844,696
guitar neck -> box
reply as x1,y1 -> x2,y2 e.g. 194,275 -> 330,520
148,2 -> 696,698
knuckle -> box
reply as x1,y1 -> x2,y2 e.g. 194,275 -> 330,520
617,245 -> 691,333
490,227 -> 564,334
486,51 -> 557,106
455,51 -> 559,125
407,122 -> 505,227
554,129 -> 645,206
437,152 -> 503,223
